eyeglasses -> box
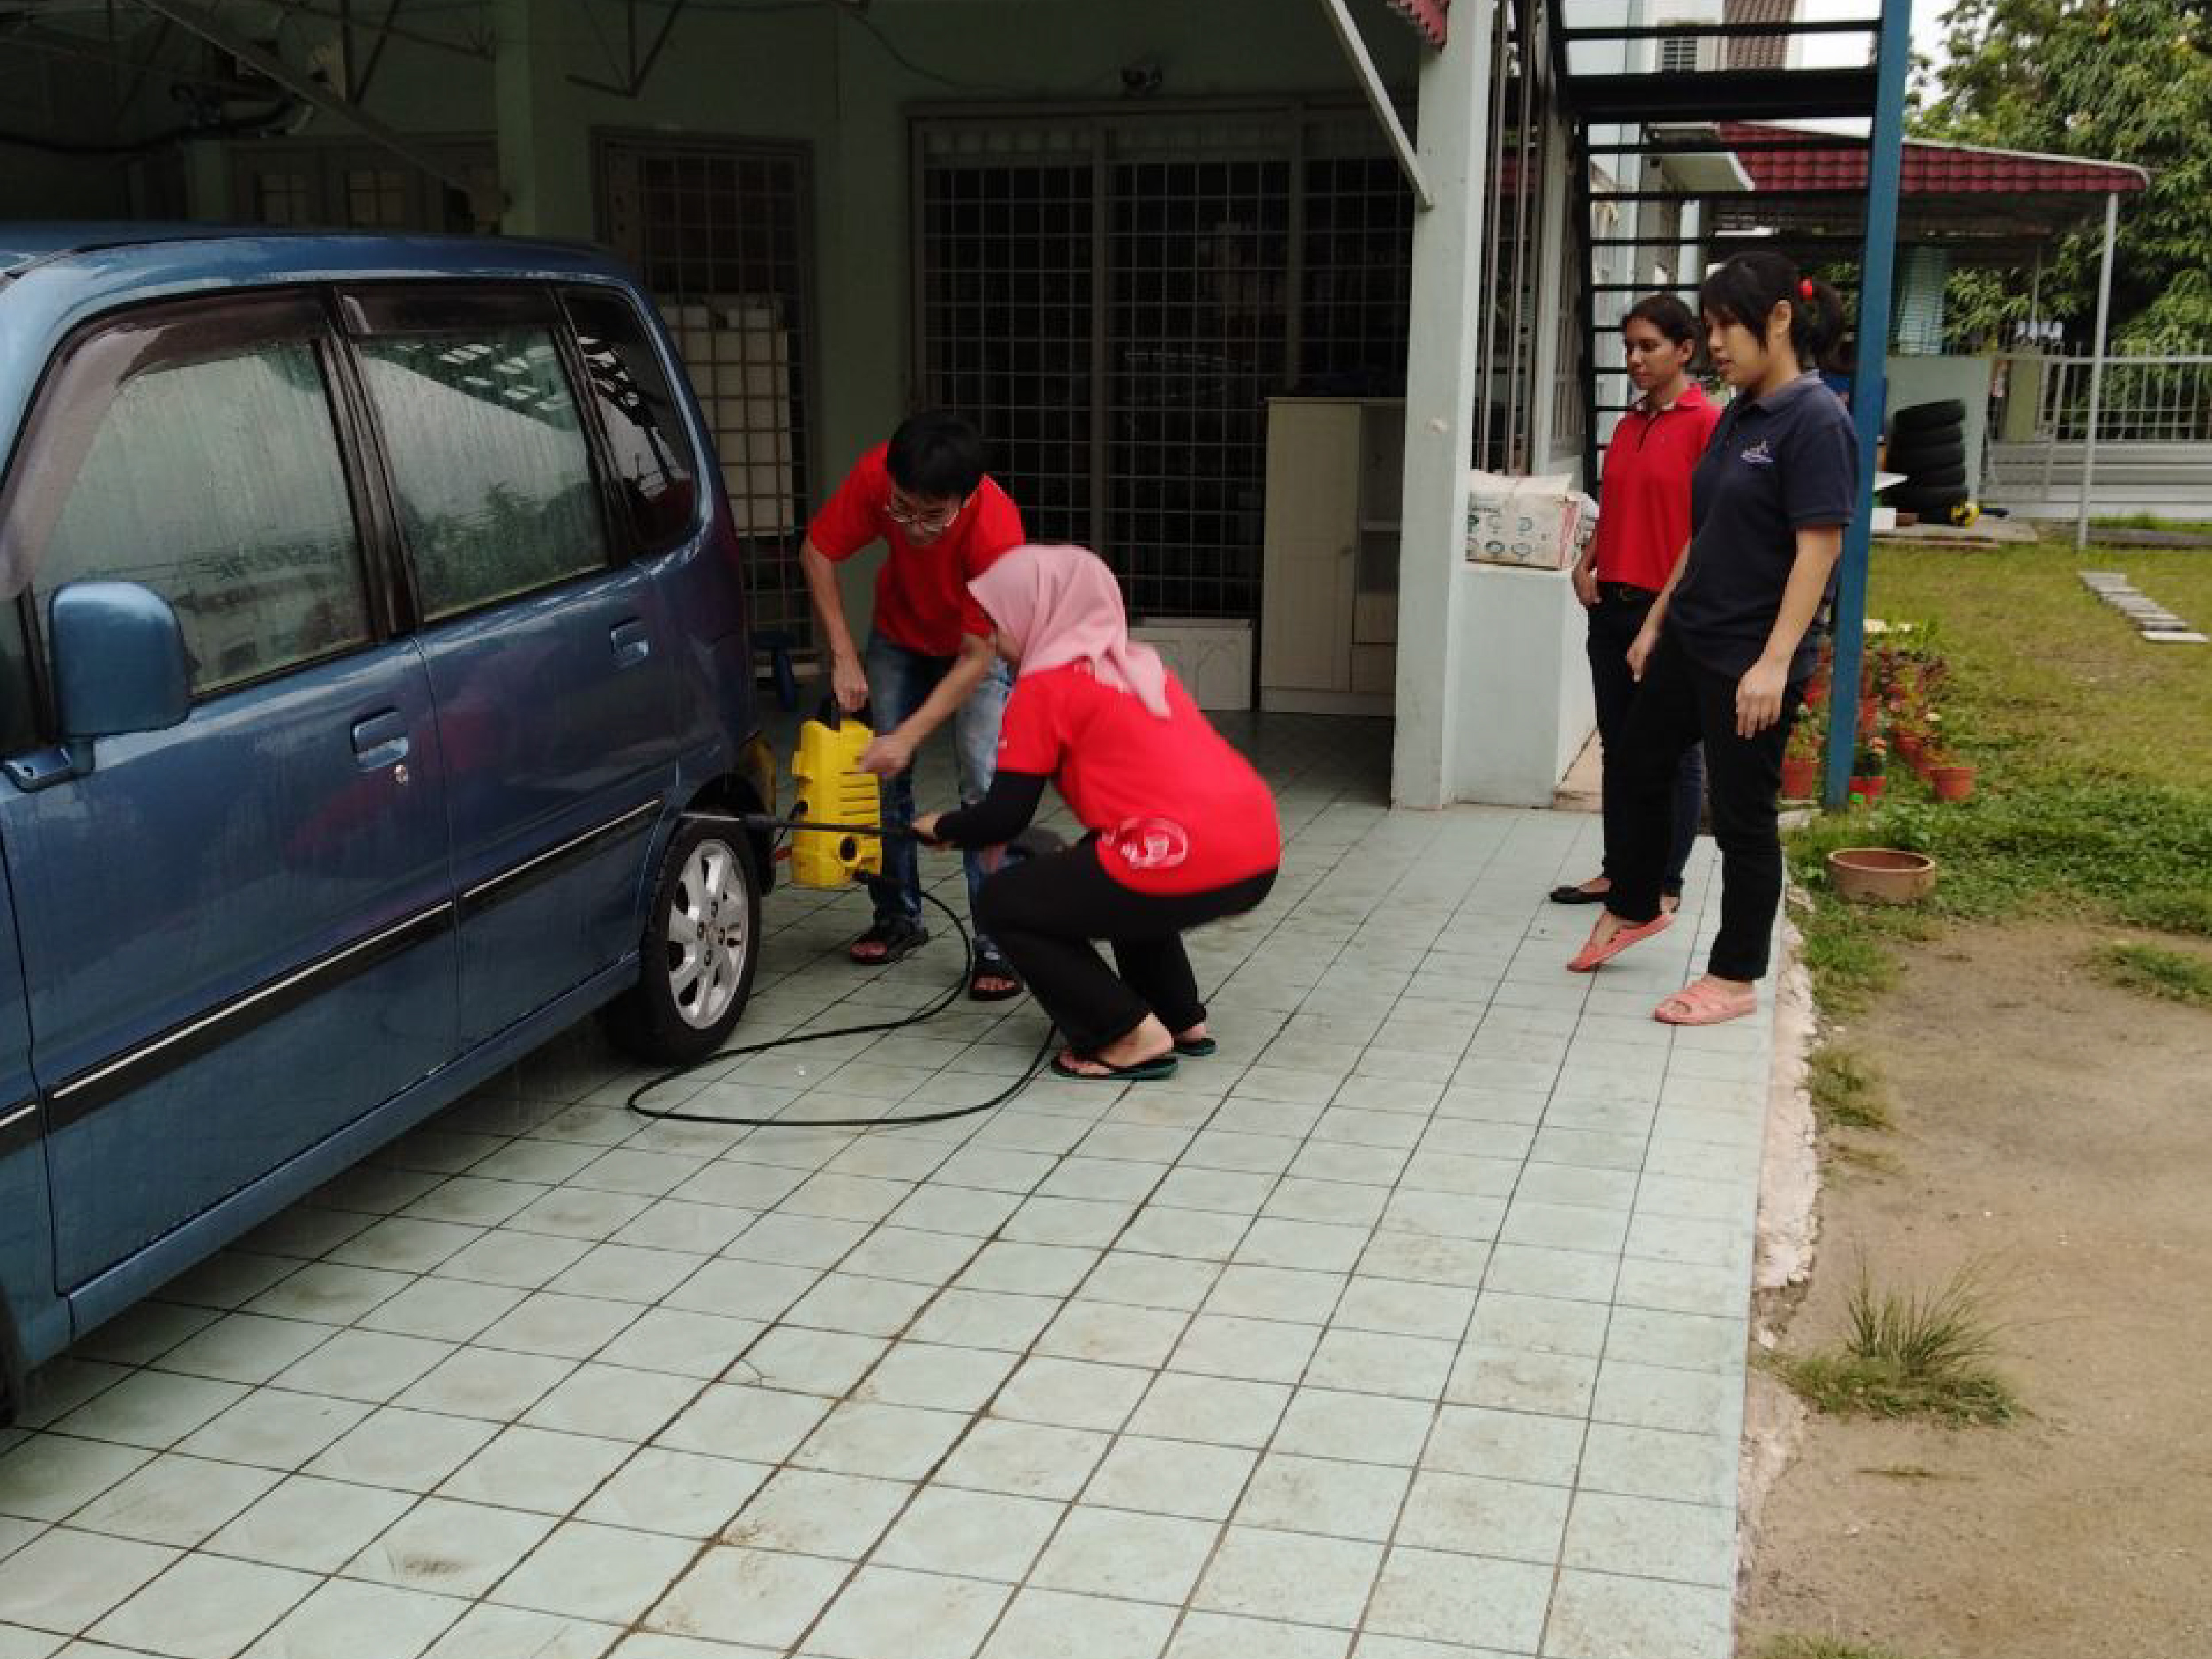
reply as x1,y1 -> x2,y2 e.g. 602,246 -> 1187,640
885,489 -> 965,532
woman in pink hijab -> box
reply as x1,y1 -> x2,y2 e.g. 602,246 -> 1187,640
916,545 -> 1280,1080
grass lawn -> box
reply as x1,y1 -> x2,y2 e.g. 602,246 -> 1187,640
1786,540 -> 2212,1010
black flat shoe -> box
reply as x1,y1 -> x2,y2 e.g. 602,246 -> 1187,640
968,945 -> 1024,1003
848,918 -> 927,965
1548,882 -> 1610,905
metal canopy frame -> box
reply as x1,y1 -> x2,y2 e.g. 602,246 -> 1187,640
1318,0 -> 1433,209
135,0 -> 499,217
571,0 -> 693,99
1552,1 -> 1915,806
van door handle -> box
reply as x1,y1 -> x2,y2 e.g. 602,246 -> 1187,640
610,619 -> 652,668
350,709 -> 410,770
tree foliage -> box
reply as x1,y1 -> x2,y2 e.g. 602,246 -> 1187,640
1913,0 -> 2212,347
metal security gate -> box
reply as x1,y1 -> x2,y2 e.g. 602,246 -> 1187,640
599,134 -> 818,646
915,108 -> 1413,624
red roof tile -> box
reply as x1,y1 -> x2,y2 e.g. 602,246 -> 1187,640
1725,0 -> 1797,72
1721,122 -> 2149,197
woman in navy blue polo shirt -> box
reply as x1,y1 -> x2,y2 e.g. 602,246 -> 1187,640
1568,252 -> 1857,1025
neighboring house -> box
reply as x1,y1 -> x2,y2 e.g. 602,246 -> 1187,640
1726,0 -> 1801,71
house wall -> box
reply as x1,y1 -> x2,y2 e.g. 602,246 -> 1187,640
193,0 -> 1408,637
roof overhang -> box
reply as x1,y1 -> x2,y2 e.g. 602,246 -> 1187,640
1706,121 -> 2149,264
1382,0 -> 1449,50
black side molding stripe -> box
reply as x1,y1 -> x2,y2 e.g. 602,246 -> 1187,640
47,902 -> 454,1129
459,798 -> 661,918
0,1100 -> 37,1157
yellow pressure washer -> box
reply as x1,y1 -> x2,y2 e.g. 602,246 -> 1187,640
787,700 -> 886,890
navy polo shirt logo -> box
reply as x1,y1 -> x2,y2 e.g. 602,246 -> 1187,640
1738,439 -> 1775,467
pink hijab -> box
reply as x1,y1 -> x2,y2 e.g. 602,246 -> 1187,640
969,544 -> 1172,718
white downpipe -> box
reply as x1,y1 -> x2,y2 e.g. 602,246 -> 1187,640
2075,192 -> 2120,552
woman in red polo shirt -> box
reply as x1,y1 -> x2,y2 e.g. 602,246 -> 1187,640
1552,294 -> 1719,913
915,545 -> 1280,1082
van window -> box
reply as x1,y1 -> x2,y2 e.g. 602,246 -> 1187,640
357,328 -> 607,619
563,288 -> 700,554
38,341 -> 372,695
0,600 -> 36,755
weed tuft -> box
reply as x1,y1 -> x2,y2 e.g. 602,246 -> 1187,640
1753,1639 -> 1923,1659
1808,1045 -> 1891,1131
1775,1260 -> 2018,1425
2090,940 -> 2212,1008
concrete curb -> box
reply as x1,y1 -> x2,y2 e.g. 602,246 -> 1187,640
1736,894 -> 1823,1604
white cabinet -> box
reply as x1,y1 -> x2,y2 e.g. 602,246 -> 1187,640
1260,397 -> 1403,715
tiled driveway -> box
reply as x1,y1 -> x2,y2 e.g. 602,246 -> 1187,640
0,716 -> 1769,1659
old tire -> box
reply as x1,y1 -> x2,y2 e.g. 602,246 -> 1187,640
1901,462 -> 1968,491
602,816 -> 762,1065
1892,398 -> 1967,434
1886,436 -> 1965,474
1890,483 -> 1971,516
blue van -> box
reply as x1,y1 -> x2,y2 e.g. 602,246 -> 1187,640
0,227 -> 778,1413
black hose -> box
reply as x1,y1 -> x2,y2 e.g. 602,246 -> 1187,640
624,874 -> 1055,1130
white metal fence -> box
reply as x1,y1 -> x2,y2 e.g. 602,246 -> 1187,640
1985,349 -> 2212,536
1995,348 -> 2212,444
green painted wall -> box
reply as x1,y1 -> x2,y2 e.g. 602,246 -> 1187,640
8,0 -> 1415,633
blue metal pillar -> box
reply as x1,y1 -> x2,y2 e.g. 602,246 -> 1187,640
1821,0 -> 1915,807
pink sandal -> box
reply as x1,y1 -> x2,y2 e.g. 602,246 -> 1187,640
1567,911 -> 1673,973
1653,978 -> 1759,1026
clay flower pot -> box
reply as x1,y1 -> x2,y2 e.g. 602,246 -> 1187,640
1780,756 -> 1820,799
1827,847 -> 1937,904
1930,763 -> 1977,803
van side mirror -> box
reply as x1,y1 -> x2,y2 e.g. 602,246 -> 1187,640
51,582 -> 191,740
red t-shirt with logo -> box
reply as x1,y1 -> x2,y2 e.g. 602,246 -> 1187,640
996,664 -> 1281,896
1590,383 -> 1721,593
805,444 -> 1027,656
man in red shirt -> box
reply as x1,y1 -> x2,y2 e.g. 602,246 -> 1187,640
1553,295 -> 1720,911
801,411 -> 1026,995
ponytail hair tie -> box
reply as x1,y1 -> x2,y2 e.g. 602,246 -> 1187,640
1799,279 -> 1816,300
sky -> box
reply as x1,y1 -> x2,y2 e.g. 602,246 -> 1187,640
1796,0 -> 1955,73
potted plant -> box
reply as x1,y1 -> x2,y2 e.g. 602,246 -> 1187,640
1930,759 -> 1978,802
1888,698 -> 1930,764
1848,733 -> 1888,806
1910,710 -> 1944,780
1781,706 -> 1822,799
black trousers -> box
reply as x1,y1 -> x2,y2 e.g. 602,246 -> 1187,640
1587,590 -> 1705,895
974,838 -> 1277,1054
1602,630 -> 1801,982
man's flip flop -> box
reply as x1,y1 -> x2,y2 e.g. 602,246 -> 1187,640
1566,911 -> 1673,973
1173,1036 -> 1217,1058
1051,1052 -> 1179,1083
1653,979 -> 1758,1026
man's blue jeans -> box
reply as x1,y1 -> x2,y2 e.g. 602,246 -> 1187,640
863,632 -> 1012,950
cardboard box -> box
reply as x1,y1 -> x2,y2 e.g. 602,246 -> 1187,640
1465,471 -> 1592,570
1131,618 -> 1253,711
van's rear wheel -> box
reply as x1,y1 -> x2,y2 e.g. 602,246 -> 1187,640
603,817 -> 761,1064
